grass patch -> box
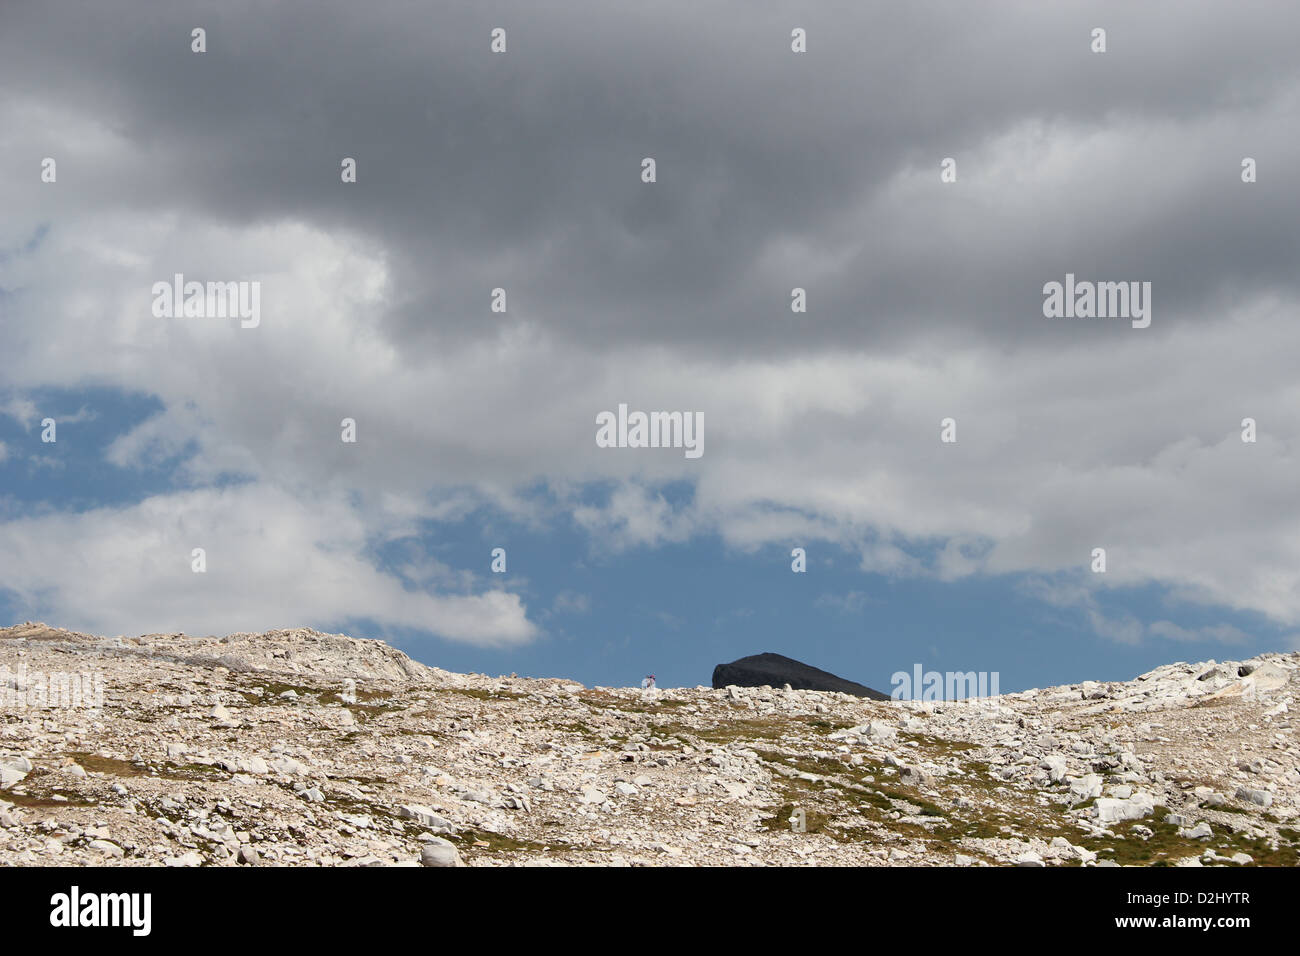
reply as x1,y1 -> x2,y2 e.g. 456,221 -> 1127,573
347,702 -> 404,723
1202,802 -> 1251,815
793,716 -> 856,732
682,717 -> 798,746
1066,807 -> 1297,866
155,762 -> 232,782
452,828 -> 553,855
760,801 -> 833,834
2,789 -> 95,808
66,752 -> 150,777
436,687 -> 523,702
1,769 -> 95,808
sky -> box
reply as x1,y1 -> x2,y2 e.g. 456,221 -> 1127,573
1,1 -> 1298,693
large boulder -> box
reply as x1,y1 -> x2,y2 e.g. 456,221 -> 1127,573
1093,792 -> 1156,824
1207,659 -> 1294,700
0,764 -> 27,789
420,838 -> 464,868
711,653 -> 888,700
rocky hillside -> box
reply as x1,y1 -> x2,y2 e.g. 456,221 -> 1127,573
1,622 -> 1297,867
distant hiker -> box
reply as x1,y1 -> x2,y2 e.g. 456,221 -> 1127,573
641,674 -> 656,690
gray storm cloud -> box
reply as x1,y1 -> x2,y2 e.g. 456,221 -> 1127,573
2,0 -> 1296,352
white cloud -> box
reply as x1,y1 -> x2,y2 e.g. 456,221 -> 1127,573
573,483 -> 698,552
1148,621 -> 1251,645
2,91 -> 1299,645
0,483 -> 537,647
0,398 -> 39,430
552,591 -> 591,616
1021,577 -> 1259,646
814,591 -> 876,615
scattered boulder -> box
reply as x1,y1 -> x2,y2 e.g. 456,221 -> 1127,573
1093,792 -> 1156,823
1068,774 -> 1103,802
1208,660 -> 1294,701
397,804 -> 456,831
210,703 -> 239,727
1236,787 -> 1273,808
270,755 -> 308,776
87,840 -> 124,858
1180,822 -> 1213,840
0,622 -> 1295,869
1040,756 -> 1068,783
419,838 -> 463,868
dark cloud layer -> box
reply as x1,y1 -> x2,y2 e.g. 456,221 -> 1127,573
4,0 -> 1297,357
